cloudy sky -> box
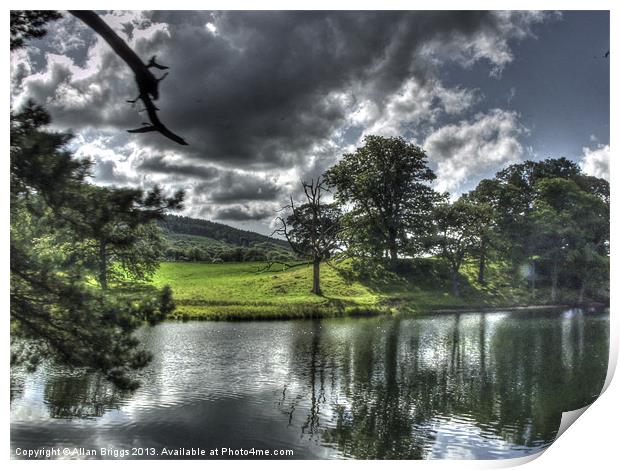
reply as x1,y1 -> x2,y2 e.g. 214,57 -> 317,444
10,10 -> 609,235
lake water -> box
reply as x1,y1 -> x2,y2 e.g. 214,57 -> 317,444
11,308 -> 609,460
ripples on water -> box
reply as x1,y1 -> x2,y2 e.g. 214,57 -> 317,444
11,308 -> 609,459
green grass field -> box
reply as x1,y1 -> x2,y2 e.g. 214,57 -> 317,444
151,258 -> 551,320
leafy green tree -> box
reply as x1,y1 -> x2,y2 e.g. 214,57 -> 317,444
464,182 -> 499,285
324,135 -> 437,261
472,157 -> 609,299
567,243 -> 609,303
59,185 -> 182,289
10,103 -> 180,389
428,198 -> 488,297
275,178 -> 342,295
481,158 -> 581,271
531,178 -> 609,302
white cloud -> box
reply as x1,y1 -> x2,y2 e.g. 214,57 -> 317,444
355,78 -> 479,138
421,11 -> 555,77
580,144 -> 609,180
423,109 -> 527,194
205,22 -> 218,35
10,11 -> 169,132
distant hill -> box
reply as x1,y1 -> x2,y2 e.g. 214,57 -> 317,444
159,214 -> 292,262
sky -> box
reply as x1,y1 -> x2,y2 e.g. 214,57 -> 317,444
10,10 -> 610,235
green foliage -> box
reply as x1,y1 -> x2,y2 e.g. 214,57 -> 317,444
530,177 -> 609,300
58,184 -> 183,289
10,102 -> 182,388
468,158 -> 609,302
426,198 -> 492,296
324,135 -> 438,260
163,232 -> 292,262
161,214 -> 289,249
158,285 -> 176,316
160,215 -> 292,262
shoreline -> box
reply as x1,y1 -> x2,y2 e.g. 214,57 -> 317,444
155,261 -> 609,322
167,301 -> 609,322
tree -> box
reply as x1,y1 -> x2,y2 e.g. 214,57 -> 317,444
428,198 -> 488,297
464,181 -> 499,285
59,185 -> 183,289
483,157 -> 582,272
10,103 -> 180,389
475,158 -> 609,292
531,178 -> 609,302
324,135 -> 437,261
275,178 -> 342,295
10,10 -> 62,50
10,10 -> 188,389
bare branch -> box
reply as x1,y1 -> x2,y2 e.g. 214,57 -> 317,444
127,125 -> 157,134
147,55 -> 169,70
255,260 -> 309,273
69,10 -> 188,146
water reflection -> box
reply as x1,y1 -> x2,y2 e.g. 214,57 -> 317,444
11,309 -> 609,459
44,372 -> 129,420
278,310 -> 608,458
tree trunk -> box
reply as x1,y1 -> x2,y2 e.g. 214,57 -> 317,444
550,259 -> 558,303
530,260 -> 536,297
451,269 -> 460,297
477,249 -> 486,285
312,257 -> 321,295
387,227 -> 398,261
578,279 -> 586,304
99,243 -> 108,290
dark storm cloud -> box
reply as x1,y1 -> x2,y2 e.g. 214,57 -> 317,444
207,172 -> 282,203
152,10 -> 525,167
14,11 -> 547,171
213,204 -> 276,221
137,155 -> 220,180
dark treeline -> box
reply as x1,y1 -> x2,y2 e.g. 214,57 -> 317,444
161,215 -> 289,249
278,135 -> 609,302
160,215 -> 291,262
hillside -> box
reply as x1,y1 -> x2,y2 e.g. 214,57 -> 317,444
160,214 -> 292,262
151,258 -> 589,321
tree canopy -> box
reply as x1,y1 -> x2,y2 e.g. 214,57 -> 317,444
10,103 -> 181,389
324,135 -> 437,261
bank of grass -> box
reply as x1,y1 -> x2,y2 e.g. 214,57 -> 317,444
152,261 -> 382,320
151,258 -> 574,320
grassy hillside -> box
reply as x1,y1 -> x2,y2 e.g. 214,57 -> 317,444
153,261 -> 378,320
161,214 -> 289,249
160,214 -> 292,262
151,258 -> 571,320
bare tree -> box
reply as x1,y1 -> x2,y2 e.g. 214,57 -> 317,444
274,178 -> 342,295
